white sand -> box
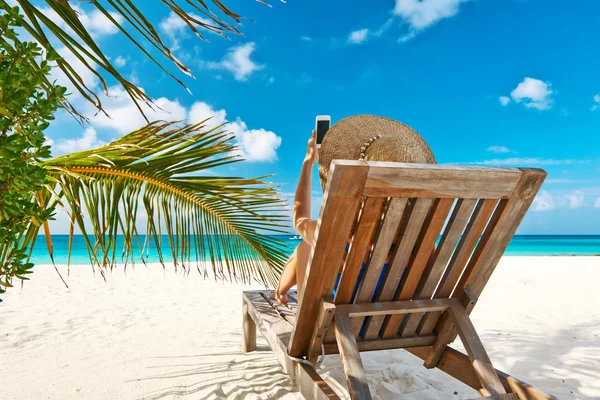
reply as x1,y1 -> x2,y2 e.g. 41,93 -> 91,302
1,257 -> 599,399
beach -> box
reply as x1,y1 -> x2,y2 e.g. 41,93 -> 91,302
1,256 -> 599,399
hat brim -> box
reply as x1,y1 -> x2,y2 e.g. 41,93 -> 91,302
318,115 -> 436,191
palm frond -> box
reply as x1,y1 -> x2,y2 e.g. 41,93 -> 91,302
0,0 -> 270,118
41,120 -> 290,287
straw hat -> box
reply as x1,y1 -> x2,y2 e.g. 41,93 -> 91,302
318,115 -> 436,190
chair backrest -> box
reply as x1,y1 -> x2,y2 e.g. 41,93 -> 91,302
288,160 -> 546,357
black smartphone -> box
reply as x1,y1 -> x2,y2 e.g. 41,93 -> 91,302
315,115 -> 331,148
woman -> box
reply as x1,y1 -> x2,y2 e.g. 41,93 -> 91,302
271,130 -> 319,304
272,115 -> 436,304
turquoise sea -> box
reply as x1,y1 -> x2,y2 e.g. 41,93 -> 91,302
28,235 -> 600,265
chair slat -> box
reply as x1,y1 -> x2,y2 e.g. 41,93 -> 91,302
350,197 -> 408,336
334,197 -> 385,304
363,162 -> 521,199
361,198 -> 434,339
454,199 -> 508,296
288,162 -> 369,357
400,199 -> 478,337
326,197 -> 385,345
425,168 -> 546,368
261,291 -> 297,326
380,198 -> 454,339
418,199 -> 498,335
324,334 -> 436,354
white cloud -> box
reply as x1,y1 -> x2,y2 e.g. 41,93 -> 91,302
565,190 -> 584,209
188,101 -> 281,162
159,11 -> 188,51
398,31 -> 418,43
189,101 -> 227,127
533,189 -> 592,212
301,36 -> 314,42
594,197 -> 600,208
51,46 -> 100,98
508,77 -> 554,110
231,122 -> 282,162
85,86 -> 187,134
467,158 -> 590,166
348,28 -> 369,44
81,10 -> 123,36
591,94 -> 600,111
374,18 -> 394,37
42,5 -> 123,38
345,19 -> 393,45
394,0 -> 469,40
487,145 -> 512,154
128,69 -> 140,85
41,7 -> 124,102
114,56 -> 127,67
159,11 -> 213,51
71,82 -> 281,162
499,96 -> 511,106
206,42 -> 264,81
87,94 -> 282,163
53,128 -> 105,154
533,191 -> 555,211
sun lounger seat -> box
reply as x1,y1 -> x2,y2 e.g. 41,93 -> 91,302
243,160 -> 553,399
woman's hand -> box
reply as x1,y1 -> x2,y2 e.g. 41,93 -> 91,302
304,130 -> 319,166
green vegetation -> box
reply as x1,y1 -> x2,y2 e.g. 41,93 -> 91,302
0,0 -> 258,118
40,121 -> 290,286
0,2 -> 288,301
0,9 -> 65,298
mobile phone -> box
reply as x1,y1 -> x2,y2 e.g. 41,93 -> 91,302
315,115 -> 331,148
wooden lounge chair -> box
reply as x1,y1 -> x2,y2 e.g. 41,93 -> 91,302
242,161 -> 554,399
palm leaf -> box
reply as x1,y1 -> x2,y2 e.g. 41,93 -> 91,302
0,0 -> 271,118
40,120 -> 290,287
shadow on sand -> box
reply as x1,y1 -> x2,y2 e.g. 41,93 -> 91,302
478,319 -> 600,398
133,320 -> 599,399
133,335 -> 298,400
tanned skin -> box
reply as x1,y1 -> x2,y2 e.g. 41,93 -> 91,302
272,131 -> 319,304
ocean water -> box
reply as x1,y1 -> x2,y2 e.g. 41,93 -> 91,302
28,235 -> 600,265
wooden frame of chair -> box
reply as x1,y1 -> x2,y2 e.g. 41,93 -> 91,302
242,291 -> 555,399
308,294 -> 507,399
242,161 -> 555,400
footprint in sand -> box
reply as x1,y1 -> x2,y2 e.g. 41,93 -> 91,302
370,365 -> 429,395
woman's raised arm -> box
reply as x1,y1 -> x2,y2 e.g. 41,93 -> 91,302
293,130 -> 319,244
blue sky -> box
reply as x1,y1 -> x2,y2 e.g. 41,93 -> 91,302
39,0 -> 600,234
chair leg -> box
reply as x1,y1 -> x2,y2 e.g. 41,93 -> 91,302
333,313 -> 372,400
447,304 -> 506,395
308,297 -> 336,363
242,297 -> 256,353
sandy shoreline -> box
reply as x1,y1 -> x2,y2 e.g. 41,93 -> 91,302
1,256 -> 599,399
